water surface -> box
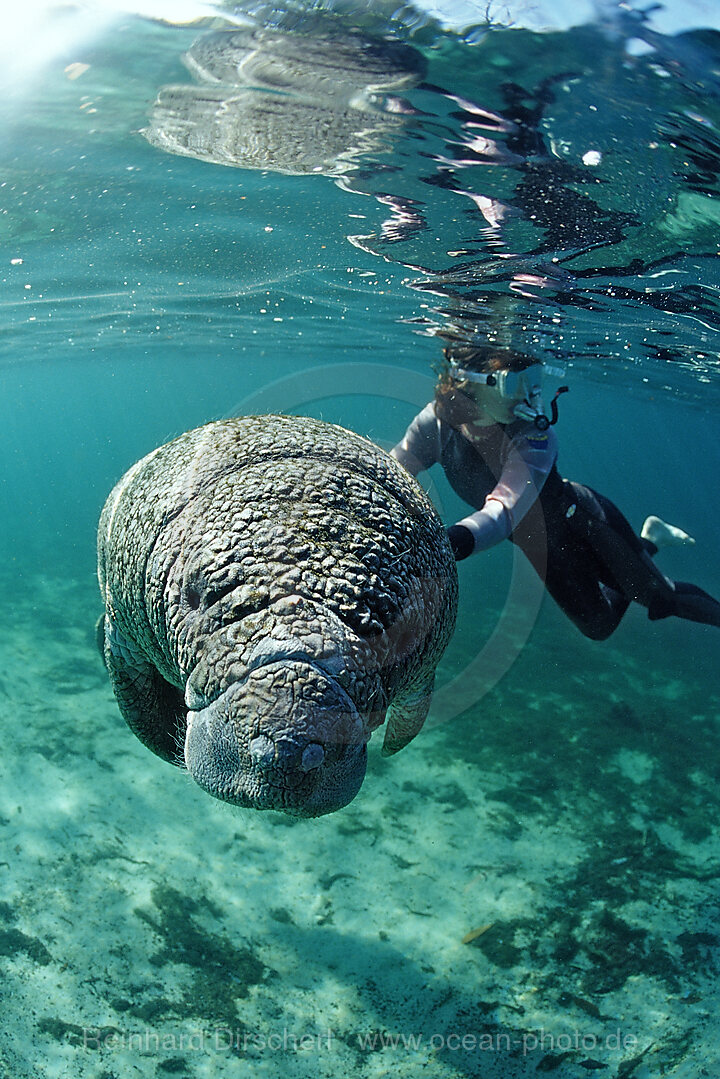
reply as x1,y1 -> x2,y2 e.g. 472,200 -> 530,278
1,3 -> 719,1077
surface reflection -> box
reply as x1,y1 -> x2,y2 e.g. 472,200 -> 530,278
144,26 -> 425,176
140,11 -> 720,397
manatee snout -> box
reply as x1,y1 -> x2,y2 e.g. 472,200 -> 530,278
184,659 -> 369,816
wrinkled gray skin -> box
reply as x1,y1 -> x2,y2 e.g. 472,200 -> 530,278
98,415 -> 457,817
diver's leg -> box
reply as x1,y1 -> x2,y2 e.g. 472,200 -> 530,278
574,486 -> 675,607
578,486 -> 720,629
648,581 -> 720,628
544,544 -> 629,641
511,482 -> 630,640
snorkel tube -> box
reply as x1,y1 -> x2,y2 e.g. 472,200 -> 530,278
533,385 -> 569,430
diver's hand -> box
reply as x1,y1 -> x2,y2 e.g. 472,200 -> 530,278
446,524 -> 474,561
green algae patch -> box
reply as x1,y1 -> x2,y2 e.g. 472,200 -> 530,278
130,885 -> 272,1032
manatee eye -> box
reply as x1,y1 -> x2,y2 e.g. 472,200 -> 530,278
205,588 -> 226,608
186,587 -> 201,610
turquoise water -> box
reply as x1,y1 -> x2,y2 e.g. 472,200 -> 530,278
1,2 -> 720,1076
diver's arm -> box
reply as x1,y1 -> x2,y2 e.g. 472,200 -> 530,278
454,427 -> 558,557
389,402 -> 440,477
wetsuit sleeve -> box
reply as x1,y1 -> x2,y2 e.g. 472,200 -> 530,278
389,402 -> 440,477
457,426 -> 558,553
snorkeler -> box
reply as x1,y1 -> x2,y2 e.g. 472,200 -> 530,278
391,345 -> 720,640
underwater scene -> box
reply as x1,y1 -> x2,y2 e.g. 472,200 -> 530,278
1,0 -> 720,1075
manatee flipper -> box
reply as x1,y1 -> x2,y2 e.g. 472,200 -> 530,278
381,672 -> 435,757
102,617 -> 185,764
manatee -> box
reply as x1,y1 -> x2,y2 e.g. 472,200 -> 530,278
144,87 -> 404,177
97,415 -> 457,817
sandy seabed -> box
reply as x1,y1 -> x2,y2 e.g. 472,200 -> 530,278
1,568 -> 719,1079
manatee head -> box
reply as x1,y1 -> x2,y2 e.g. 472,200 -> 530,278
183,648 -> 376,817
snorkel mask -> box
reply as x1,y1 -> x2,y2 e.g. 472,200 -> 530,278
449,361 -> 568,430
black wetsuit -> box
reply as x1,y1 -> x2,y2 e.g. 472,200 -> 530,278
392,401 -> 720,640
